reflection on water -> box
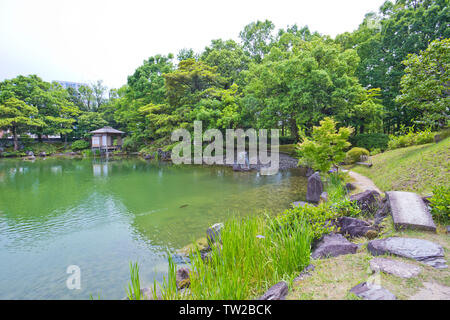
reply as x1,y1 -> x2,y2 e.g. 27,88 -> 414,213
0,158 -> 307,299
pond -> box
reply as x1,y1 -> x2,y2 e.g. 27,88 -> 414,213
0,158 -> 307,299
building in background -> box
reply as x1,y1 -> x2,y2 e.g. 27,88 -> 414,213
54,80 -> 88,91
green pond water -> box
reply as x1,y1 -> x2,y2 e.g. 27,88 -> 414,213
0,158 -> 307,299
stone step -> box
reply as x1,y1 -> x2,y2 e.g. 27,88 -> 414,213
386,191 -> 436,232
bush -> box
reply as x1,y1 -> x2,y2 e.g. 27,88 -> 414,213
429,185 -> 450,225
350,133 -> 389,151
122,135 -> 144,152
388,127 -> 435,150
71,140 -> 90,151
370,148 -> 381,156
24,142 -> 57,155
345,147 -> 369,164
81,149 -> 93,157
276,203 -> 340,240
297,117 -> 353,173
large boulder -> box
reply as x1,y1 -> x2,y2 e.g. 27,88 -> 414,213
350,190 -> 381,215
350,282 -> 396,300
337,216 -> 376,238
386,191 -> 436,232
367,237 -> 447,269
259,281 -> 288,300
311,233 -> 358,259
306,172 -> 323,203
369,258 -> 422,279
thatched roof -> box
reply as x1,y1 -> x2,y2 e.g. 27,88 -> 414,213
90,126 -> 124,134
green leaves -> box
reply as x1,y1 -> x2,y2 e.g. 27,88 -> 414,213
297,117 -> 353,173
396,38 -> 450,128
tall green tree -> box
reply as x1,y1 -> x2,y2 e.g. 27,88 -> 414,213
239,20 -> 276,63
245,36 -> 363,140
200,39 -> 250,88
0,97 -> 44,150
396,38 -> 450,128
337,0 -> 449,132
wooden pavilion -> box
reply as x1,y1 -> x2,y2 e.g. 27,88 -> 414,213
90,126 -> 124,152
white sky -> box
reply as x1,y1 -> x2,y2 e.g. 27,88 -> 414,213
0,0 -> 386,89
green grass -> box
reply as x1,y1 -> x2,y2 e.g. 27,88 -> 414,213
158,214 -> 312,300
351,137 -> 450,196
126,262 -> 142,300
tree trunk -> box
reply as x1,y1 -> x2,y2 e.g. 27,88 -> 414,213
13,126 -> 18,151
359,124 -> 365,134
289,116 -> 299,142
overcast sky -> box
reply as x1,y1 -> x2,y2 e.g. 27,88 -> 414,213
0,0 -> 386,89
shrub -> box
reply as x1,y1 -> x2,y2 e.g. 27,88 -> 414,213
388,127 -> 435,150
350,133 -> 389,151
276,203 -> 340,240
71,140 -> 90,151
25,142 -> 57,155
81,149 -> 93,157
297,117 -> 353,173
429,185 -> 450,225
370,148 -> 381,156
346,147 -> 369,164
122,135 -> 145,152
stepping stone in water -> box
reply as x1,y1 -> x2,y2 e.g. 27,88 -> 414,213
368,237 -> 448,269
386,191 -> 436,232
350,282 -> 396,300
370,258 -> 422,278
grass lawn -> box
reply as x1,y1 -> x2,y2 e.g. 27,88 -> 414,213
350,137 -> 450,196
287,217 -> 450,300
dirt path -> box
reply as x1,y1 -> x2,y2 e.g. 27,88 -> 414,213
348,170 -> 382,194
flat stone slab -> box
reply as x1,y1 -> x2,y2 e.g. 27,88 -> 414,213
368,237 -> 447,269
370,258 -> 422,278
409,282 -> 450,300
386,191 -> 436,232
350,282 -> 396,300
311,233 -> 358,259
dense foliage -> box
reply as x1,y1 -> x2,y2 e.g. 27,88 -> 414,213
429,185 -> 450,225
346,147 -> 370,164
297,117 -> 353,172
1,0 -> 448,153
